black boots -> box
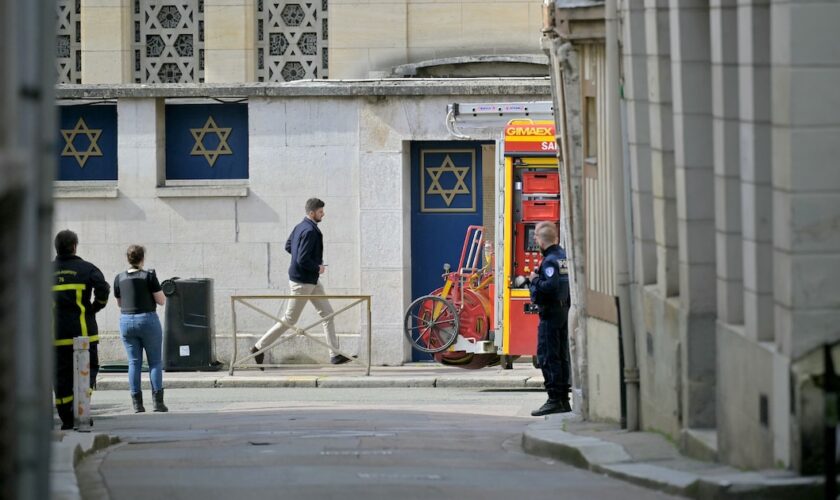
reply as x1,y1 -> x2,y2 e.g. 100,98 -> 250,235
131,392 -> 146,413
131,390 -> 166,413
152,389 -> 168,412
57,404 -> 74,430
531,399 -> 572,417
250,346 -> 265,371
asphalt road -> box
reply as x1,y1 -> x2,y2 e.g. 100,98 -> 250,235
78,388 -> 676,500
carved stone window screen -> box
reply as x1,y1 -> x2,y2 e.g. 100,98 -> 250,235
56,0 -> 81,84
257,1 -> 328,82
133,0 -> 205,83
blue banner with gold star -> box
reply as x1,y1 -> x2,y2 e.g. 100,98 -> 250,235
419,149 -> 477,212
57,105 -> 117,181
165,103 -> 248,180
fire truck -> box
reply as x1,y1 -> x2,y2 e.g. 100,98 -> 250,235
403,103 -> 561,369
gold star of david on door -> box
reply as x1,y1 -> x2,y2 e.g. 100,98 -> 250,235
420,150 -> 476,213
190,116 -> 233,166
60,118 -> 103,167
426,155 -> 470,206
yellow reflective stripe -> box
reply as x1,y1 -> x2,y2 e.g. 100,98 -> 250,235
52,284 -> 85,292
75,288 -> 88,337
52,283 -> 89,338
89,335 -> 98,342
54,339 -> 74,346
55,395 -> 73,405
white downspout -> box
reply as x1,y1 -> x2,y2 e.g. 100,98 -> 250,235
606,0 -> 639,431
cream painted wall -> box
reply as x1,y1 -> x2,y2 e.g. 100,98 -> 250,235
586,317 -> 622,422
330,0 -> 545,78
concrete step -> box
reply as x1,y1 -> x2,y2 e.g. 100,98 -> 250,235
681,427 -> 718,463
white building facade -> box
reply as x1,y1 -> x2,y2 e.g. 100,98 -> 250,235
544,0 -> 840,474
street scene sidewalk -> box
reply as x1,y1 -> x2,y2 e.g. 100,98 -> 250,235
523,415 -> 823,499
60,363 -> 822,500
94,362 -> 546,390
60,364 -> 825,499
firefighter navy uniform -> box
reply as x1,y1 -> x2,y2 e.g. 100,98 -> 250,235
53,254 -> 110,429
528,243 -> 572,411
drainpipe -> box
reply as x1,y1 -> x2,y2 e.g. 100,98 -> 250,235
542,1 -> 589,418
606,0 -> 639,431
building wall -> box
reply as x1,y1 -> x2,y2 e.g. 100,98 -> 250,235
330,0 -> 545,78
53,86 -> 547,366
69,0 -> 545,84
586,317 -> 621,422
610,0 -> 840,472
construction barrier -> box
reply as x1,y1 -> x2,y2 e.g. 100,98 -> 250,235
228,294 -> 372,376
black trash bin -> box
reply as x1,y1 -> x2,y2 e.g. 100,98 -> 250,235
161,277 -> 221,371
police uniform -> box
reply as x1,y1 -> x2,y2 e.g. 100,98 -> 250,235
529,243 -> 572,412
53,254 -> 110,429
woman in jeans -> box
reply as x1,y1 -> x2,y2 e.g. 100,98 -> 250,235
114,245 -> 168,413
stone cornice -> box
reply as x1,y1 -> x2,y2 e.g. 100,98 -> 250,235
55,78 -> 552,99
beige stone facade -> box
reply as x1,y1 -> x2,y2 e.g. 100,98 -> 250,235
544,0 -> 840,475
71,0 -> 544,84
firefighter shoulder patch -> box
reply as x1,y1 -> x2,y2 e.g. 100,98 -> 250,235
545,266 -> 555,278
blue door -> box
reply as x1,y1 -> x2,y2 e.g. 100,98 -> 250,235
410,141 -> 486,361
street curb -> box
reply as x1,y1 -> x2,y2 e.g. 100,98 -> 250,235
51,432 -> 120,500
93,374 -> 545,390
316,376 -> 436,388
435,376 -> 530,388
521,417 -> 824,500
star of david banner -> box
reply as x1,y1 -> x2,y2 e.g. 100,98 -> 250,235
165,103 -> 248,180
420,149 -> 476,213
57,104 -> 117,181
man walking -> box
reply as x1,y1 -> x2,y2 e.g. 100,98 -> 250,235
251,198 -> 351,366
528,221 -> 572,416
52,229 -> 110,429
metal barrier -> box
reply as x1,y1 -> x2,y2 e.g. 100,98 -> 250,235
228,294 -> 372,376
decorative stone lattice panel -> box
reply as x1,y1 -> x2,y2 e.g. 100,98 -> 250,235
257,0 -> 328,82
56,0 -> 81,84
133,0 -> 205,83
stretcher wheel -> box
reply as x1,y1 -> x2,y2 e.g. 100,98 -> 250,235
403,295 -> 459,353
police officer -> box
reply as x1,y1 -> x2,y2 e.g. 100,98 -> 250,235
528,221 -> 572,416
53,230 -> 110,430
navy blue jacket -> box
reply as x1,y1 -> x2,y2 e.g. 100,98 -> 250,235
529,244 -> 570,317
286,217 -> 323,285
53,254 -> 110,344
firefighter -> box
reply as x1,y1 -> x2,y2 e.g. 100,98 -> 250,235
528,221 -> 572,416
53,230 -> 110,430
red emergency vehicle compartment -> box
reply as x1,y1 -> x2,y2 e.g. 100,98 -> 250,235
508,297 -> 539,355
522,172 -> 560,194
522,200 -> 560,222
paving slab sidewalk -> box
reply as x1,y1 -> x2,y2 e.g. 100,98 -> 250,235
94,363 -> 546,390
523,414 -> 824,499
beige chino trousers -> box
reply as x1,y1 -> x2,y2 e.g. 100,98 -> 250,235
254,281 -> 338,356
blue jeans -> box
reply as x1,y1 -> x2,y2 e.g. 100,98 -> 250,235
119,312 -> 164,394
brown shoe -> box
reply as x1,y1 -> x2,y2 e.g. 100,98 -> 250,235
250,346 -> 265,371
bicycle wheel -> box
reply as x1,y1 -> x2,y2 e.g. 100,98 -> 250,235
403,295 -> 459,353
